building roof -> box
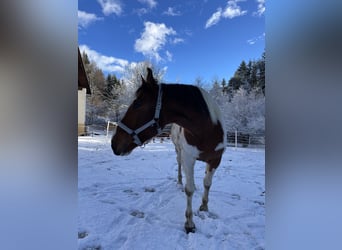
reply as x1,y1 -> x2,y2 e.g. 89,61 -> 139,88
78,47 -> 91,94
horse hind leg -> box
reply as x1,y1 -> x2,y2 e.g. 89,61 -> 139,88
200,163 -> 217,212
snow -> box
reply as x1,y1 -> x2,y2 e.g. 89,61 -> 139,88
78,136 -> 265,250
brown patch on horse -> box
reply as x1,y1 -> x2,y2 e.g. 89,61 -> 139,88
159,84 -> 225,170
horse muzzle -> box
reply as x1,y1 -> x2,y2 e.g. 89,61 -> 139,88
111,137 -> 135,156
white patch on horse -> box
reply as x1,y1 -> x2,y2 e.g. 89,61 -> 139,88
198,87 -> 221,125
171,124 -> 200,232
214,142 -> 225,151
171,124 -> 183,184
198,87 -> 227,150
176,125 -> 200,164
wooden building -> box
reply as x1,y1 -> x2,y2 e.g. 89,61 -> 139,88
78,48 -> 91,135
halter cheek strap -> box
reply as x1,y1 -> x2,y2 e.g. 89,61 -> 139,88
117,84 -> 163,146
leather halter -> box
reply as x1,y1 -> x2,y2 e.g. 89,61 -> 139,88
117,84 -> 163,146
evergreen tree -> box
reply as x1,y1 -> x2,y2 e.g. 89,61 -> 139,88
104,74 -> 120,100
234,60 -> 248,82
250,61 -> 258,89
221,78 -> 227,93
209,51 -> 265,135
246,61 -> 252,83
227,60 -> 250,94
257,52 -> 265,95
227,76 -> 242,92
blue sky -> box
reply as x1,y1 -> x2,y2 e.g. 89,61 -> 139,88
78,0 -> 264,84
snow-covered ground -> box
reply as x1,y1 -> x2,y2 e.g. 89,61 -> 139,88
78,136 -> 265,250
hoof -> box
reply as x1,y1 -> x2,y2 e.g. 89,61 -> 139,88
199,204 -> 208,212
185,225 -> 196,234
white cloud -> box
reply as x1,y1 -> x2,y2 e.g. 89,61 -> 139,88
134,0 -> 157,16
163,7 -> 181,16
205,8 -> 222,29
247,32 -> 265,45
78,10 -> 103,29
134,8 -> 149,16
97,0 -> 123,16
134,22 -> 176,62
205,0 -> 247,29
138,0 -> 157,9
79,44 -> 129,73
254,0 -> 265,16
172,38 -> 184,44
247,39 -> 256,45
165,51 -> 173,61
223,0 -> 247,19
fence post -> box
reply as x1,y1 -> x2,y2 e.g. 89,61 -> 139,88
106,121 -> 110,138
235,129 -> 238,149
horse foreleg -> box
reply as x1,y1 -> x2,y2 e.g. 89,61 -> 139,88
200,164 -> 216,212
183,156 -> 196,233
171,124 -> 183,185
177,150 -> 182,185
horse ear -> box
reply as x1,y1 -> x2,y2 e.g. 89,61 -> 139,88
146,67 -> 156,85
141,75 -> 146,84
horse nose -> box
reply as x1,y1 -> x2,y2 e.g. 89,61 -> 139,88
112,148 -> 120,156
111,139 -> 120,155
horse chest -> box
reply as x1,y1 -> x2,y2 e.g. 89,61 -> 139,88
171,124 -> 200,159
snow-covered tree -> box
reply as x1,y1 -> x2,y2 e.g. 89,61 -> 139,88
101,74 -> 124,121
221,87 -> 264,134
245,89 -> 265,133
82,52 -> 107,124
209,80 -> 224,106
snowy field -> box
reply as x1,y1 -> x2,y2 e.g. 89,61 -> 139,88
78,136 -> 265,250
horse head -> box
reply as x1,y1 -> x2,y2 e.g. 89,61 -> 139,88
111,68 -> 162,156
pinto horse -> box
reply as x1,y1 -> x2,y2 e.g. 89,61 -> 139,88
111,68 -> 226,233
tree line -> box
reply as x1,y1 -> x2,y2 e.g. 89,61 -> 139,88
210,53 -> 265,134
81,51 -> 265,135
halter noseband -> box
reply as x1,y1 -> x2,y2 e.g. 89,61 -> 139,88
117,84 -> 163,146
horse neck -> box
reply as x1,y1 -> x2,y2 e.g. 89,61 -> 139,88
160,84 -> 210,130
